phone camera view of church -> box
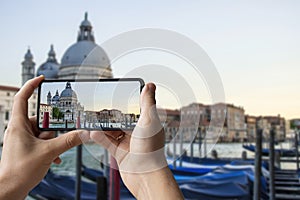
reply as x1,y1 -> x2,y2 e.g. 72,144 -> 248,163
39,81 -> 138,130
40,82 -> 84,129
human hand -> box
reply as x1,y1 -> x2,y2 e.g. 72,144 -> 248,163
90,83 -> 183,199
0,76 -> 89,200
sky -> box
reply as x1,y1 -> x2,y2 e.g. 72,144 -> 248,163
40,81 -> 140,114
0,0 -> 299,119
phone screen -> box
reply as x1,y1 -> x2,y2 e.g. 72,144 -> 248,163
37,78 -> 144,131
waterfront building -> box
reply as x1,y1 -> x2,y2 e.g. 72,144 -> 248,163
2,12 -> 113,133
46,82 -> 84,122
181,103 -> 210,125
83,111 -> 98,128
158,104 -> 210,142
157,108 -> 180,141
211,103 -> 246,142
0,85 -> 37,140
22,12 -> 113,83
157,108 -> 180,124
245,115 -> 257,142
36,45 -> 59,79
257,115 -> 286,142
83,109 -> 137,129
290,119 -> 300,130
21,48 -> 35,85
58,12 -> 112,79
39,103 -> 53,123
180,103 -> 210,141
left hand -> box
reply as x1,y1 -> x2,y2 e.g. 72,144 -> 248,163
0,76 -> 89,199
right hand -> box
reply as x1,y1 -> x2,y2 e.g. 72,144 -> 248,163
90,83 -> 183,199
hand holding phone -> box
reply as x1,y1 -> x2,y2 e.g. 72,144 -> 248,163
37,78 -> 144,131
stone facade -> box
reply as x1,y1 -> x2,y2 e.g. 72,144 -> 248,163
0,85 -> 37,141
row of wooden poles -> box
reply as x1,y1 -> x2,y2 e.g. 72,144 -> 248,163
253,128 -> 299,200
43,112 -> 119,200
44,112 -> 300,200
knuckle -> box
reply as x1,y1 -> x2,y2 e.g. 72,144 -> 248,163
65,132 -> 78,148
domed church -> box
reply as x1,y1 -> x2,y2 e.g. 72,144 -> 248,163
47,81 -> 84,122
36,44 -> 59,79
21,12 -> 113,84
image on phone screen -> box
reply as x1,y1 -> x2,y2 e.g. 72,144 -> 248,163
37,78 -> 144,131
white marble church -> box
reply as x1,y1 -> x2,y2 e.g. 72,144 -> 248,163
1,13 -> 113,141
22,12 -> 113,83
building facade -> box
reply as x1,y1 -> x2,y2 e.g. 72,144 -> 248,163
28,12 -> 113,82
245,115 -> 257,142
0,85 -> 37,143
211,103 -> 246,142
39,103 -> 53,123
257,115 -> 286,142
21,49 -> 35,85
46,82 -> 84,122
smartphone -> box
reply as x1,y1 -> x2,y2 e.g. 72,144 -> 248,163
37,78 -> 144,131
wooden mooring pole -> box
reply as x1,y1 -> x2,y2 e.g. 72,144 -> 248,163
75,115 -> 82,200
254,129 -> 262,200
172,128 -> 177,169
269,128 -> 275,200
295,131 -> 299,171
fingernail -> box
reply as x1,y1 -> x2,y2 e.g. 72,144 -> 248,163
148,83 -> 156,92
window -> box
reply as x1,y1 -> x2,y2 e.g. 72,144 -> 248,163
5,111 -> 9,120
7,92 -> 10,96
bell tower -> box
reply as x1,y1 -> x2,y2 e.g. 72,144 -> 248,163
21,48 -> 35,85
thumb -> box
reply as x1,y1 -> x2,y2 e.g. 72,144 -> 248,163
138,83 -> 159,126
134,83 -> 163,139
140,83 -> 156,111
50,130 -> 90,156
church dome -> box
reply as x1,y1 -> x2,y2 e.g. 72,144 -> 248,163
60,82 -> 77,98
58,12 -> 112,79
52,90 -> 60,102
37,45 -> 59,79
60,41 -> 110,67
25,48 -> 33,60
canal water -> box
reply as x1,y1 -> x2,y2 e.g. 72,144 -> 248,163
0,142 -> 297,177
30,142 -> 300,175
1,141 -> 297,200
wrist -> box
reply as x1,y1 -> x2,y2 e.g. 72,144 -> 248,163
0,167 -> 29,200
123,167 -> 184,200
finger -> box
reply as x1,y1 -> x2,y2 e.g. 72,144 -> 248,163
90,131 -> 120,155
12,75 -> 44,118
49,130 -> 90,156
53,157 -> 62,164
29,116 -> 55,139
29,116 -> 40,136
136,83 -> 161,132
104,131 -> 126,141
140,83 -> 156,112
38,131 -> 56,140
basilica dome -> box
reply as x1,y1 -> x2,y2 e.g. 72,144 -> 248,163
58,13 -> 112,79
25,49 -> 33,60
51,90 -> 60,102
60,41 -> 109,68
36,45 -> 59,79
60,82 -> 77,98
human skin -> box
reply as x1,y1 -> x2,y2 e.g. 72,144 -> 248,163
0,76 -> 183,200
90,83 -> 184,200
0,76 -> 89,200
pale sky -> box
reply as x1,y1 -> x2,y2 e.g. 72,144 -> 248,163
40,81 -> 141,114
0,1 -> 299,119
